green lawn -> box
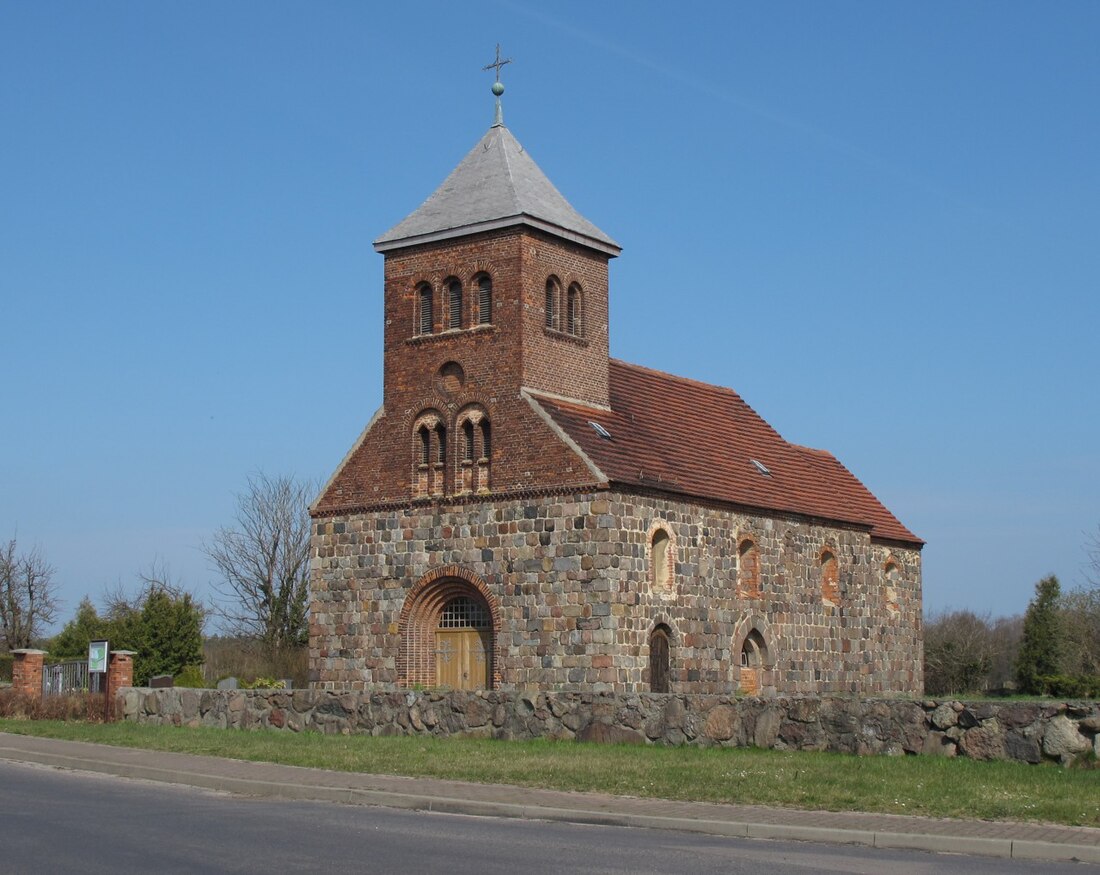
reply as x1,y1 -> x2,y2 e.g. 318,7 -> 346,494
1,719 -> 1097,827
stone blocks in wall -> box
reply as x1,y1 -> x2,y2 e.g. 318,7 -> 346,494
311,490 -> 923,696
119,688 -> 1099,767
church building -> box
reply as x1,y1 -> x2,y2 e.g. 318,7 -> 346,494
310,69 -> 923,696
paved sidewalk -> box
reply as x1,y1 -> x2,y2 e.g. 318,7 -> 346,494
1,731 -> 1098,865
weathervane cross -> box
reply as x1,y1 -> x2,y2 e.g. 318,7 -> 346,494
482,43 -> 512,83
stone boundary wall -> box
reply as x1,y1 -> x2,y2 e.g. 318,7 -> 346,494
117,688 -> 1100,766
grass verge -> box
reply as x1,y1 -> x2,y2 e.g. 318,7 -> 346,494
1,718 -> 1097,827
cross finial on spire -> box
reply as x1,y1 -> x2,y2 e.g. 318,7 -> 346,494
482,43 -> 513,127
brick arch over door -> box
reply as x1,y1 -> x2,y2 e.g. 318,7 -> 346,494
398,566 -> 502,689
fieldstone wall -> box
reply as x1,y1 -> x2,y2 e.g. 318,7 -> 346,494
311,490 -> 922,695
118,689 -> 1099,766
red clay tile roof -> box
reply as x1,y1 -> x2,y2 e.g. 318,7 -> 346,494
531,360 -> 921,546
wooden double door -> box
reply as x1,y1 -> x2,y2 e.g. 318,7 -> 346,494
435,628 -> 491,690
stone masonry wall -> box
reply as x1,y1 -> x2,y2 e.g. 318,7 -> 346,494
310,490 -> 922,695
119,688 -> 1100,766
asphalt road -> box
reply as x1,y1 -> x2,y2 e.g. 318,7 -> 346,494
0,760 -> 1090,875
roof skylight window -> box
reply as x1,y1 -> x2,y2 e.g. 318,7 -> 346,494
750,459 -> 771,477
588,421 -> 612,440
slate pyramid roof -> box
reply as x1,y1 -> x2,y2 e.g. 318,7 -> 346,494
374,123 -> 620,256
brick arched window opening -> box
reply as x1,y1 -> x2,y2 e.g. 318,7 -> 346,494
884,560 -> 901,616
737,537 -> 761,599
412,411 -> 445,497
416,283 -> 433,335
462,420 -> 475,461
545,276 -> 559,330
434,423 -> 446,495
821,549 -> 840,606
476,274 -> 493,325
567,283 -> 583,336
446,278 -> 463,330
399,568 -> 500,690
650,527 -> 673,592
649,623 -> 672,693
733,615 -> 776,697
456,405 -> 491,493
739,629 -> 768,696
484,418 -> 497,493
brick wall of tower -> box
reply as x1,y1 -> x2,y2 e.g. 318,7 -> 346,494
314,227 -> 615,513
519,231 -> 610,408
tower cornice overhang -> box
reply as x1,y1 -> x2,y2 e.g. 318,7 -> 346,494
374,214 -> 622,258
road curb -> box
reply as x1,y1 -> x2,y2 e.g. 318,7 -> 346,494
2,744 -> 1098,865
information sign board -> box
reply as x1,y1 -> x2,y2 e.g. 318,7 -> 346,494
88,639 -> 109,674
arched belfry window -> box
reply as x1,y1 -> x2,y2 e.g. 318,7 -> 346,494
412,411 -> 446,497
545,277 -> 559,329
567,283 -> 583,336
477,275 -> 493,325
480,420 -> 491,459
462,420 -> 475,463
447,278 -> 463,330
821,549 -> 839,606
418,426 -> 431,466
417,283 -> 433,335
456,405 -> 491,493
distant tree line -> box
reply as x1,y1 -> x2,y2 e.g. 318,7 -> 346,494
8,471 -> 314,688
49,565 -> 204,687
925,530 -> 1100,698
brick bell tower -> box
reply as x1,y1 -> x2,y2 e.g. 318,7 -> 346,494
313,56 -> 620,512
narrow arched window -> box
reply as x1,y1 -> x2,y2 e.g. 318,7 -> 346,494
447,279 -> 463,330
477,275 -> 492,325
739,629 -> 767,696
414,422 -> 433,497
462,420 -> 475,462
651,528 -> 672,591
434,423 -> 446,465
417,284 -> 433,335
649,624 -> 671,693
545,277 -> 559,329
737,538 -> 760,599
418,425 -> 431,465
567,283 -> 583,336
884,560 -> 901,615
479,420 -> 491,460
821,550 -> 839,605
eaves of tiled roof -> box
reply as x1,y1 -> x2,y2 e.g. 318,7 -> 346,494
529,360 -> 922,546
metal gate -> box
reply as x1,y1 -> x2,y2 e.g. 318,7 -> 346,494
42,660 -> 103,696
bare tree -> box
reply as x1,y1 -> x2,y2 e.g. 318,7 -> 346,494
1087,524 -> 1100,587
0,536 -> 60,651
923,609 -> 998,695
987,614 -> 1024,690
204,473 -> 312,654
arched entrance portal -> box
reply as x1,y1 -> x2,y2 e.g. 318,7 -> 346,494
649,624 -> 672,693
398,568 -> 499,690
435,596 -> 491,689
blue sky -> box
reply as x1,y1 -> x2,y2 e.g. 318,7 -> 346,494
2,2 -> 1098,630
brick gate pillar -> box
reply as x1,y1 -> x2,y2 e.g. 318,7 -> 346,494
109,651 -> 136,690
107,651 -> 137,721
11,649 -> 47,699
